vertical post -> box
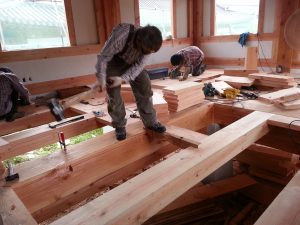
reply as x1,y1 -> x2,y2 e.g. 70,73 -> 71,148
245,47 -> 258,70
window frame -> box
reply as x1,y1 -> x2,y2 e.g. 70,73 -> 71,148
211,0 -> 265,37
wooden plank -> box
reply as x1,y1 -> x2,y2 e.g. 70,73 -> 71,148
248,144 -> 293,161
277,99 -> 300,110
268,114 -> 300,131
0,187 -> 37,225
223,69 -> 258,77
164,125 -> 207,148
244,47 -> 258,70
249,73 -> 294,82
50,111 -> 272,225
161,174 -> 256,213
0,114 -> 100,161
13,104 -> 214,219
255,171 -> 300,225
215,75 -> 255,88
64,0 -> 77,46
258,88 -> 300,103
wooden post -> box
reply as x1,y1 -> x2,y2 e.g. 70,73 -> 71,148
244,47 -> 258,70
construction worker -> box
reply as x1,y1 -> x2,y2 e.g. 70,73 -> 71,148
0,67 -> 30,122
170,46 -> 205,81
95,23 -> 166,141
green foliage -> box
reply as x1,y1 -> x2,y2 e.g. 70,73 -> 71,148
6,128 -> 103,166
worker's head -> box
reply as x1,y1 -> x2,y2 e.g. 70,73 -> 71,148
135,25 -> 162,55
170,54 -> 183,66
0,67 -> 13,73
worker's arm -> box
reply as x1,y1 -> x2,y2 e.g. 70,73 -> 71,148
95,24 -> 130,89
7,74 -> 30,102
121,55 -> 150,82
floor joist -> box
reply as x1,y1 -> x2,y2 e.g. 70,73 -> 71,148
50,111 -> 273,225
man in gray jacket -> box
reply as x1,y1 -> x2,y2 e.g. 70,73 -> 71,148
95,23 -> 166,141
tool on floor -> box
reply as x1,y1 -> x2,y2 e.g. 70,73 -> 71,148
48,115 -> 84,128
5,161 -> 19,182
223,88 -> 240,99
203,83 -> 218,97
48,84 -> 98,121
92,110 -> 106,117
58,132 -> 67,151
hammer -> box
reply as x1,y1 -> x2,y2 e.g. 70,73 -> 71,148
48,85 -> 98,121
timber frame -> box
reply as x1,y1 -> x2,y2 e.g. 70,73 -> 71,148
1,100 -> 300,224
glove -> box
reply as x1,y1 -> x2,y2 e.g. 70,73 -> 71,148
97,74 -> 106,92
107,76 -> 124,89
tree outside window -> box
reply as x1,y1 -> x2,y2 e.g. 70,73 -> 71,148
139,0 -> 172,39
0,0 -> 70,51
215,0 -> 260,36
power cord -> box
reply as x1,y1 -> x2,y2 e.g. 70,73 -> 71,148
257,33 -> 275,73
288,120 -> 300,146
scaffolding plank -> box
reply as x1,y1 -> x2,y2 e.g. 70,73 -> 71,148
50,111 -> 272,225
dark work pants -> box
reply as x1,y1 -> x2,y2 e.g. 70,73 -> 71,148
0,90 -> 18,121
106,56 -> 157,128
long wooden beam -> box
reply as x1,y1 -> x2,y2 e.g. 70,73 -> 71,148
10,103 -> 213,221
0,187 -> 37,225
0,114 -> 101,161
255,170 -> 300,225
50,111 -> 272,225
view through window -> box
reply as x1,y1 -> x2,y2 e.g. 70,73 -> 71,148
0,0 -> 70,51
138,0 -> 172,38
215,0 -> 260,35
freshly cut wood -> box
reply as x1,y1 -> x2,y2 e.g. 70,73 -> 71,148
249,167 -> 293,185
276,99 -> 300,109
268,114 -> 300,131
216,75 -> 254,88
244,47 -> 258,70
255,171 -> 300,225
248,144 -> 293,161
258,88 -> 300,103
223,69 -> 258,77
0,187 -> 38,225
162,82 -> 203,95
249,73 -> 294,82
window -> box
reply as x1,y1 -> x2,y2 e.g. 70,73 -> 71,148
0,0 -> 70,51
215,0 -> 260,36
138,0 -> 172,38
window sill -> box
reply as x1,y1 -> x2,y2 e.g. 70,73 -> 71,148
0,44 -> 102,63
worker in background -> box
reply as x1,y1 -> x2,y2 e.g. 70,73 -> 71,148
95,23 -> 166,141
0,67 -> 30,122
170,46 -> 205,81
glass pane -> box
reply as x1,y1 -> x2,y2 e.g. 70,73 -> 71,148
0,0 -> 70,51
139,0 -> 172,38
215,0 -> 260,36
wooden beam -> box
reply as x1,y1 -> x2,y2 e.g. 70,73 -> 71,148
0,187 -> 38,225
33,143 -> 178,222
134,0 -> 140,25
161,174 -> 256,213
244,47 -> 258,70
268,114 -> 300,131
0,114 -> 101,161
172,0 -> 177,38
210,0 -> 215,36
274,0 -> 299,72
258,0 -> 266,34
94,0 -> 107,44
255,171 -> 300,225
50,111 -> 272,225
64,0 -> 77,46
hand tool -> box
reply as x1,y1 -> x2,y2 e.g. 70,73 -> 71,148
5,161 -> 19,182
58,132 -> 67,151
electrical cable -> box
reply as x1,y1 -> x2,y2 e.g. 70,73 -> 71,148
288,120 -> 300,146
257,33 -> 275,73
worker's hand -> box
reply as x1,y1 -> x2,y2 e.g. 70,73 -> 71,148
97,74 -> 106,92
107,76 -> 124,89
91,83 -> 102,93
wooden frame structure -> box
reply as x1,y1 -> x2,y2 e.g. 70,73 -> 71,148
1,100 -> 300,224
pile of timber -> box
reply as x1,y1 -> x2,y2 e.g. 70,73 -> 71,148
162,82 -> 205,113
236,144 -> 297,185
215,75 -> 255,89
249,73 -> 297,89
258,87 -> 300,109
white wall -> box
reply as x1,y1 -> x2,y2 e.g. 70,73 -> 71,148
0,0 -> 190,84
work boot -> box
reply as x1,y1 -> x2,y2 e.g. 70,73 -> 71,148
147,122 -> 166,133
115,127 -> 126,141
6,111 -> 25,122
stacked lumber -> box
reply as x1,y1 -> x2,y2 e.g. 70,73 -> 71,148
216,75 -> 255,88
223,69 -> 259,77
152,92 -> 168,121
162,82 -> 205,113
236,144 -> 297,185
249,73 -> 297,89
258,87 -> 300,109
